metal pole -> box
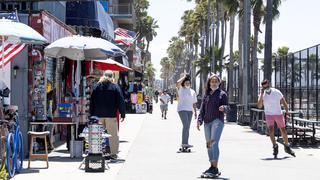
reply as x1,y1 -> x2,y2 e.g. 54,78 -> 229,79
1,36 -> 4,80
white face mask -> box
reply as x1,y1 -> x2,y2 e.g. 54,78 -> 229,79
265,88 -> 271,93
210,85 -> 219,91
185,85 -> 191,89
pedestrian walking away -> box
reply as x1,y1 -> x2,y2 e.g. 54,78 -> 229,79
90,70 -> 126,160
154,90 -> 159,104
159,90 -> 170,119
176,74 -> 197,152
257,79 -> 295,158
197,74 -> 230,178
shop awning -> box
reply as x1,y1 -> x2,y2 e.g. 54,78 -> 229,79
66,1 -> 114,40
93,59 -> 132,72
30,10 -> 77,44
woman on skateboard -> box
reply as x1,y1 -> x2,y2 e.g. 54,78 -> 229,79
197,74 -> 230,177
176,74 -> 198,151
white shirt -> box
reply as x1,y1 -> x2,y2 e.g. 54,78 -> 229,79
160,94 -> 170,105
260,88 -> 284,115
177,88 -> 197,112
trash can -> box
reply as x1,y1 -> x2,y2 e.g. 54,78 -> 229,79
227,102 -> 237,122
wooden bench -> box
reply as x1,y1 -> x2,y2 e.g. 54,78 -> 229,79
290,117 -> 320,144
250,108 -> 267,135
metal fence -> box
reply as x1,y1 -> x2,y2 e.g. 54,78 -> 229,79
274,44 -> 320,121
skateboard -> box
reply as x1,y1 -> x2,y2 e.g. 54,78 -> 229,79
178,146 -> 191,153
200,172 -> 221,179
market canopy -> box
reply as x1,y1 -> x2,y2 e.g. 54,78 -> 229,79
44,35 -> 124,60
93,59 -> 132,72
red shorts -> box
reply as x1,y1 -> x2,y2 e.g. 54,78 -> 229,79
265,115 -> 286,128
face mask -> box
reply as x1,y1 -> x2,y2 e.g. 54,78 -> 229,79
185,85 -> 191,89
265,88 -> 271,94
210,85 -> 219,91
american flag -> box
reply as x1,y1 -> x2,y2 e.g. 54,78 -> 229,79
0,12 -> 26,68
114,28 -> 137,47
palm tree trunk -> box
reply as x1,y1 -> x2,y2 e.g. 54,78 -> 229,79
215,1 -> 221,47
146,41 -> 150,53
193,42 -> 198,91
264,0 -> 273,81
252,27 -> 259,103
238,0 -> 244,104
228,15 -> 235,102
200,25 -> 206,96
252,13 -> 262,103
220,17 -> 227,77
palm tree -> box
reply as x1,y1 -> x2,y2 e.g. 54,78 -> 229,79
251,0 -> 264,102
224,0 -> 239,101
264,0 -> 281,81
238,0 -> 244,103
179,9 -> 201,90
144,16 -> 159,52
144,63 -> 156,84
160,57 -> 171,89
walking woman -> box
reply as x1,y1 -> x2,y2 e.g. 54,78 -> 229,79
176,74 -> 197,150
197,74 -> 230,177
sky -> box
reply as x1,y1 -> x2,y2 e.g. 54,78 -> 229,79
148,0 -> 320,79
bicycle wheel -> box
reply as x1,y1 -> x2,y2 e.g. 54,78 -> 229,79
6,133 -> 15,178
15,131 -> 23,172
0,133 -> 5,170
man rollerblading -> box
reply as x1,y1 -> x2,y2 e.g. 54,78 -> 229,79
258,79 -> 295,158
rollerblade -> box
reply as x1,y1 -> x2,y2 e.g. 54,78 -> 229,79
273,144 -> 279,159
284,145 -> 296,157
201,167 -> 221,178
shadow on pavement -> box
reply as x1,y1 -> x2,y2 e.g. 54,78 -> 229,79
53,149 -> 70,154
108,159 -> 126,164
261,156 -> 291,161
18,168 -> 41,174
48,156 -> 83,163
197,176 -> 230,180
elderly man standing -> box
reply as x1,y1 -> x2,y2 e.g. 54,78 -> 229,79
90,70 -> 126,159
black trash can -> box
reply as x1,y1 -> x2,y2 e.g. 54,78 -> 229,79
227,102 -> 237,122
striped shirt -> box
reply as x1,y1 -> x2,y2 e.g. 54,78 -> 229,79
198,89 -> 230,124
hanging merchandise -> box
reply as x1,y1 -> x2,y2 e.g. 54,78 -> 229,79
137,91 -> 143,104
130,93 -> 137,104
30,48 -> 47,121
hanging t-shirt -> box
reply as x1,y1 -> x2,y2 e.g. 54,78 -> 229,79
128,82 -> 134,93
131,93 -> 138,104
177,88 -> 197,112
260,88 -> 284,115
137,92 -> 143,104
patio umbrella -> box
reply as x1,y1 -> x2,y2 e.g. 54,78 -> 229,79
44,36 -> 124,60
0,18 -> 47,79
0,18 -> 47,45
93,59 -> 132,72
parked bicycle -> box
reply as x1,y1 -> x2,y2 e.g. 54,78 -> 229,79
4,107 -> 23,178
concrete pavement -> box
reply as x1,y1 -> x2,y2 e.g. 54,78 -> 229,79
12,101 -> 320,180
117,101 -> 320,180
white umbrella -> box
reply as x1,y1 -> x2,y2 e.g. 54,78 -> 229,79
0,18 -> 47,80
44,36 -> 124,60
0,18 -> 47,45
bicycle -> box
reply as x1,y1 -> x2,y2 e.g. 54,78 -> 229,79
0,119 -> 9,177
5,108 -> 23,178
